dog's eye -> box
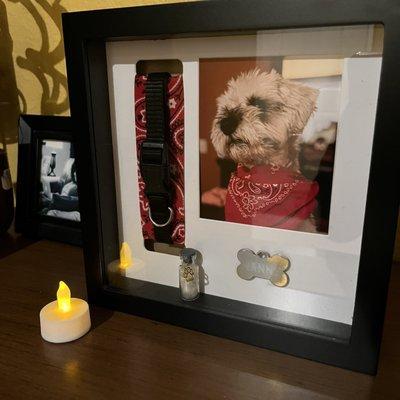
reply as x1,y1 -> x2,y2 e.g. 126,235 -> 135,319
247,96 -> 268,114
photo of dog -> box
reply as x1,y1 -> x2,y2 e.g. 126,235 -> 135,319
210,68 -> 319,232
200,58 -> 341,234
211,69 -> 318,171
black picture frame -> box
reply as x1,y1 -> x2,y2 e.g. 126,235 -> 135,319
16,114 -> 82,246
62,0 -> 400,374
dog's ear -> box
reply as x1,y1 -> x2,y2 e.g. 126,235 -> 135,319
210,119 -> 227,158
279,78 -> 319,135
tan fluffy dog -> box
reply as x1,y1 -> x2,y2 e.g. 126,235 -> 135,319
211,68 -> 318,171
210,69 -> 320,232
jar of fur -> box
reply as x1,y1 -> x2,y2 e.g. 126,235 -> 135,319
179,248 -> 199,301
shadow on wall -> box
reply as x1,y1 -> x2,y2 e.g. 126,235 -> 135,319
0,0 -> 24,151
12,0 -> 69,115
0,0 -> 69,149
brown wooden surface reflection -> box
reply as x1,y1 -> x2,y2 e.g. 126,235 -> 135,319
0,240 -> 399,399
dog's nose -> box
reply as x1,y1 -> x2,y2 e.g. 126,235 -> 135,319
219,108 -> 242,136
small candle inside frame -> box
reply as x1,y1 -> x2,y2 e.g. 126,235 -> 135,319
120,242 -> 132,269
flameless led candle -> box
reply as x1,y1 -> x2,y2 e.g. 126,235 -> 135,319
120,241 -> 133,268
119,242 -> 145,274
39,281 -> 91,343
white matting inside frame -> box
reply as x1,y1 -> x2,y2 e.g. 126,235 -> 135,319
106,28 -> 381,325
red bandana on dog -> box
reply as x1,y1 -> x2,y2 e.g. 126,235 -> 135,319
225,165 -> 319,231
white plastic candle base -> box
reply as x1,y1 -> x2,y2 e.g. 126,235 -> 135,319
122,258 -> 145,278
39,298 -> 91,343
108,258 -> 146,278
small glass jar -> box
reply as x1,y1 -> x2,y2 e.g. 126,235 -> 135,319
179,248 -> 200,301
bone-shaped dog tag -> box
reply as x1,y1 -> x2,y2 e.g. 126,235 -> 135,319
236,248 -> 290,287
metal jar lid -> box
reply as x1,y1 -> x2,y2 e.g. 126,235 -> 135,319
180,248 -> 197,264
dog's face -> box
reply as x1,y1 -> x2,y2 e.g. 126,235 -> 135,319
211,69 -> 318,168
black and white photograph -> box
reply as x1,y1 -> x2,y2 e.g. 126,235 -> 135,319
39,140 -> 80,222
16,115 -> 82,245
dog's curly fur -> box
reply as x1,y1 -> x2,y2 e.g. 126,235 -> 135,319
211,69 -> 319,170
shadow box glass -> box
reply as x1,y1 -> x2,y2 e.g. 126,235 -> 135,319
63,0 -> 400,374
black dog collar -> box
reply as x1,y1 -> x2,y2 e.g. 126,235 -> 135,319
140,72 -> 173,244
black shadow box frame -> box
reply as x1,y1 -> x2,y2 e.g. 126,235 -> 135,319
62,0 -> 400,374
16,115 -> 82,246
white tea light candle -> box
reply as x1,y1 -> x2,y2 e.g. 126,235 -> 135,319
39,281 -> 91,343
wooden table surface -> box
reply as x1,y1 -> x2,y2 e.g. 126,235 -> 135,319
0,222 -> 34,259
0,241 -> 399,400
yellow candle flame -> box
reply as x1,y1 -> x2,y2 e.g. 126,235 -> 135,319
57,281 -> 71,312
120,242 -> 132,269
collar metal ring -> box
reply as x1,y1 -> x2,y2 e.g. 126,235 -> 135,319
149,207 -> 174,227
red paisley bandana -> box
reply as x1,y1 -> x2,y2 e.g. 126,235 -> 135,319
225,165 -> 319,230
135,74 -> 185,245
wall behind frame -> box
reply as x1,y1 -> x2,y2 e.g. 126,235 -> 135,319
0,0 -> 190,183
1,4 -> 398,261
